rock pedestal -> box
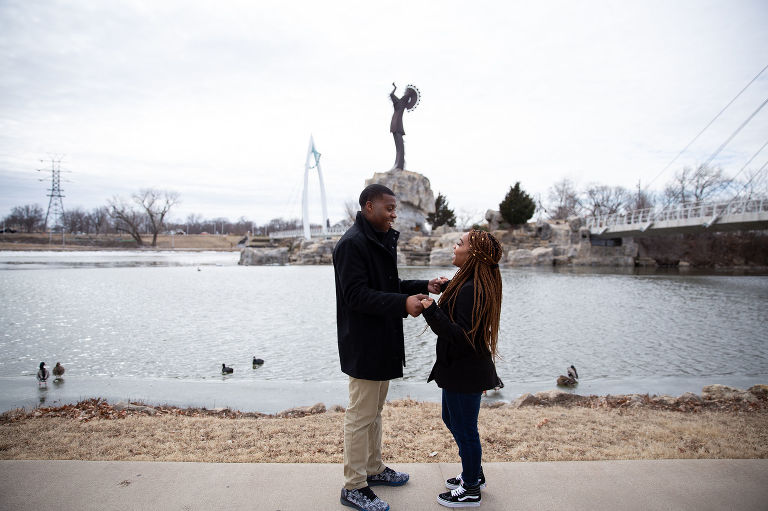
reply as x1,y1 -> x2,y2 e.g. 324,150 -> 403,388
366,168 -> 435,235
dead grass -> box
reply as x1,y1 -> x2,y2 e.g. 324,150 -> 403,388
2,400 -> 766,463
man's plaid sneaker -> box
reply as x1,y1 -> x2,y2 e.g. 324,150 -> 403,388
445,468 -> 486,490
437,483 -> 481,508
367,466 -> 410,486
340,486 -> 390,511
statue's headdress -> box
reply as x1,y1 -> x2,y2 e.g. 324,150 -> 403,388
404,84 -> 421,111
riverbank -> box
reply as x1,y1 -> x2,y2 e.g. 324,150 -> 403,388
0,232 -> 245,251
3,387 -> 766,463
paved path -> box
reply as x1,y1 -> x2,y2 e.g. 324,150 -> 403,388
1,459 -> 767,510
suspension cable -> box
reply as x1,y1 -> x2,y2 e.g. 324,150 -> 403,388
644,63 -> 768,191
702,96 -> 768,169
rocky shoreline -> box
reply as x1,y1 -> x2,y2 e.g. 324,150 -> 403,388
506,384 -> 768,412
4,384 -> 765,424
241,218 -> 768,268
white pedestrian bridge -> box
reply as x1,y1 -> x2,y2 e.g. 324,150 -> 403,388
269,225 -> 347,240
585,198 -> 768,238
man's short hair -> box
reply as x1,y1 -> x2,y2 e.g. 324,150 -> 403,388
359,184 -> 395,208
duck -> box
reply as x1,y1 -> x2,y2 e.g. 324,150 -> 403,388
221,363 -> 234,374
52,362 -> 65,380
252,356 -> 264,368
36,362 -> 50,386
556,365 -> 579,387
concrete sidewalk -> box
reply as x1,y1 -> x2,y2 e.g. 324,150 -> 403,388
1,459 -> 766,511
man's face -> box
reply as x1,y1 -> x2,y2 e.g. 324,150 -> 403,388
364,194 -> 397,232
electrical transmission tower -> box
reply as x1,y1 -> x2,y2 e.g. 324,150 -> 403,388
37,157 -> 67,232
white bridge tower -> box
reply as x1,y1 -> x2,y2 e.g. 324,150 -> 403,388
302,135 -> 329,240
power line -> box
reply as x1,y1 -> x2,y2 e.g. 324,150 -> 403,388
644,63 -> 768,190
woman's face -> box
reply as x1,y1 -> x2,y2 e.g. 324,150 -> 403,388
452,232 -> 470,268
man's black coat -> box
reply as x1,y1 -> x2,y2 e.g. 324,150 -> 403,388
333,212 -> 428,380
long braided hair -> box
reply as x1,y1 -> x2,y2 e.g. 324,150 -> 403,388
438,230 -> 503,359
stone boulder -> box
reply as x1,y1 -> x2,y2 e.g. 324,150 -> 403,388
510,393 -> 539,408
429,247 -> 454,267
568,215 -> 583,232
366,168 -> 435,234
276,402 -> 326,418
749,384 -> 768,399
432,225 -> 458,236
531,247 -> 554,265
507,249 -> 534,266
432,232 -> 461,249
678,392 -> 703,404
701,384 -> 757,403
239,247 -> 289,266
485,209 -> 507,231
535,220 -> 552,240
290,239 -> 336,265
533,390 -> 586,405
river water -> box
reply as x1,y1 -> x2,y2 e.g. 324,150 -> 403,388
1,250 -> 766,413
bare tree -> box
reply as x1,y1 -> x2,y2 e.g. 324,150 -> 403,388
664,164 -> 730,205
108,196 -> 147,246
4,204 -> 45,233
627,181 -> 656,212
455,208 -> 485,229
343,200 -> 358,225
88,206 -> 111,235
547,178 -> 582,219
265,217 -> 301,234
134,189 -> 180,246
583,184 -> 630,217
62,207 -> 89,233
734,167 -> 768,201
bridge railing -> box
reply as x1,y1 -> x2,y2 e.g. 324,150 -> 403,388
584,198 -> 767,232
269,226 -> 348,240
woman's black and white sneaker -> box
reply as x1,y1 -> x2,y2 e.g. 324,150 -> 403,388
341,486 -> 390,511
445,470 -> 486,490
437,483 -> 481,508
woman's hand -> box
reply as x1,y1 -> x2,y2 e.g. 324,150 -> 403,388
420,297 -> 434,309
428,276 -> 449,294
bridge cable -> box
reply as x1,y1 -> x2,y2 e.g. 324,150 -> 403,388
643,63 -> 768,191
725,151 -> 768,205
701,96 -> 768,170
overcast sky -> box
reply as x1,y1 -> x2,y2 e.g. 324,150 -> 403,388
1,0 -> 767,225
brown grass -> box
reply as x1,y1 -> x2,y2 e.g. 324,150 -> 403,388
2,400 -> 766,463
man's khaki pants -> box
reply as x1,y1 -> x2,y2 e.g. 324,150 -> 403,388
344,376 -> 389,490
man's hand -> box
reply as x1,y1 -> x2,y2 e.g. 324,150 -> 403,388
406,294 -> 429,317
428,277 -> 449,294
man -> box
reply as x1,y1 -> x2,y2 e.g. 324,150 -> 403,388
333,184 -> 446,511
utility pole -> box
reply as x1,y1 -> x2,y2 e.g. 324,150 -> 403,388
37,157 -> 68,234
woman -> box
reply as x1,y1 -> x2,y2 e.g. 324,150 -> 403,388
420,229 -> 503,508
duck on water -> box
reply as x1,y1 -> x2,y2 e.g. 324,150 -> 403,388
557,365 -> 579,387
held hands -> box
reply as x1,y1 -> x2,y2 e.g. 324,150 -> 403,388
428,276 -> 449,294
420,297 -> 434,310
406,294 -> 429,317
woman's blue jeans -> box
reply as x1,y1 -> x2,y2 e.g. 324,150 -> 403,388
441,389 -> 482,487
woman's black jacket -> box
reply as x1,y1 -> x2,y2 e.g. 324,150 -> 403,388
423,278 -> 500,393
333,212 -> 428,381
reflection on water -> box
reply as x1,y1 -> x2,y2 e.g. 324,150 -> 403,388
0,251 -> 766,399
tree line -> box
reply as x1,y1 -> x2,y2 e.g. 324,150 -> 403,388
4,163 -> 765,241
0,188 -> 319,246
427,163 -> 766,229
